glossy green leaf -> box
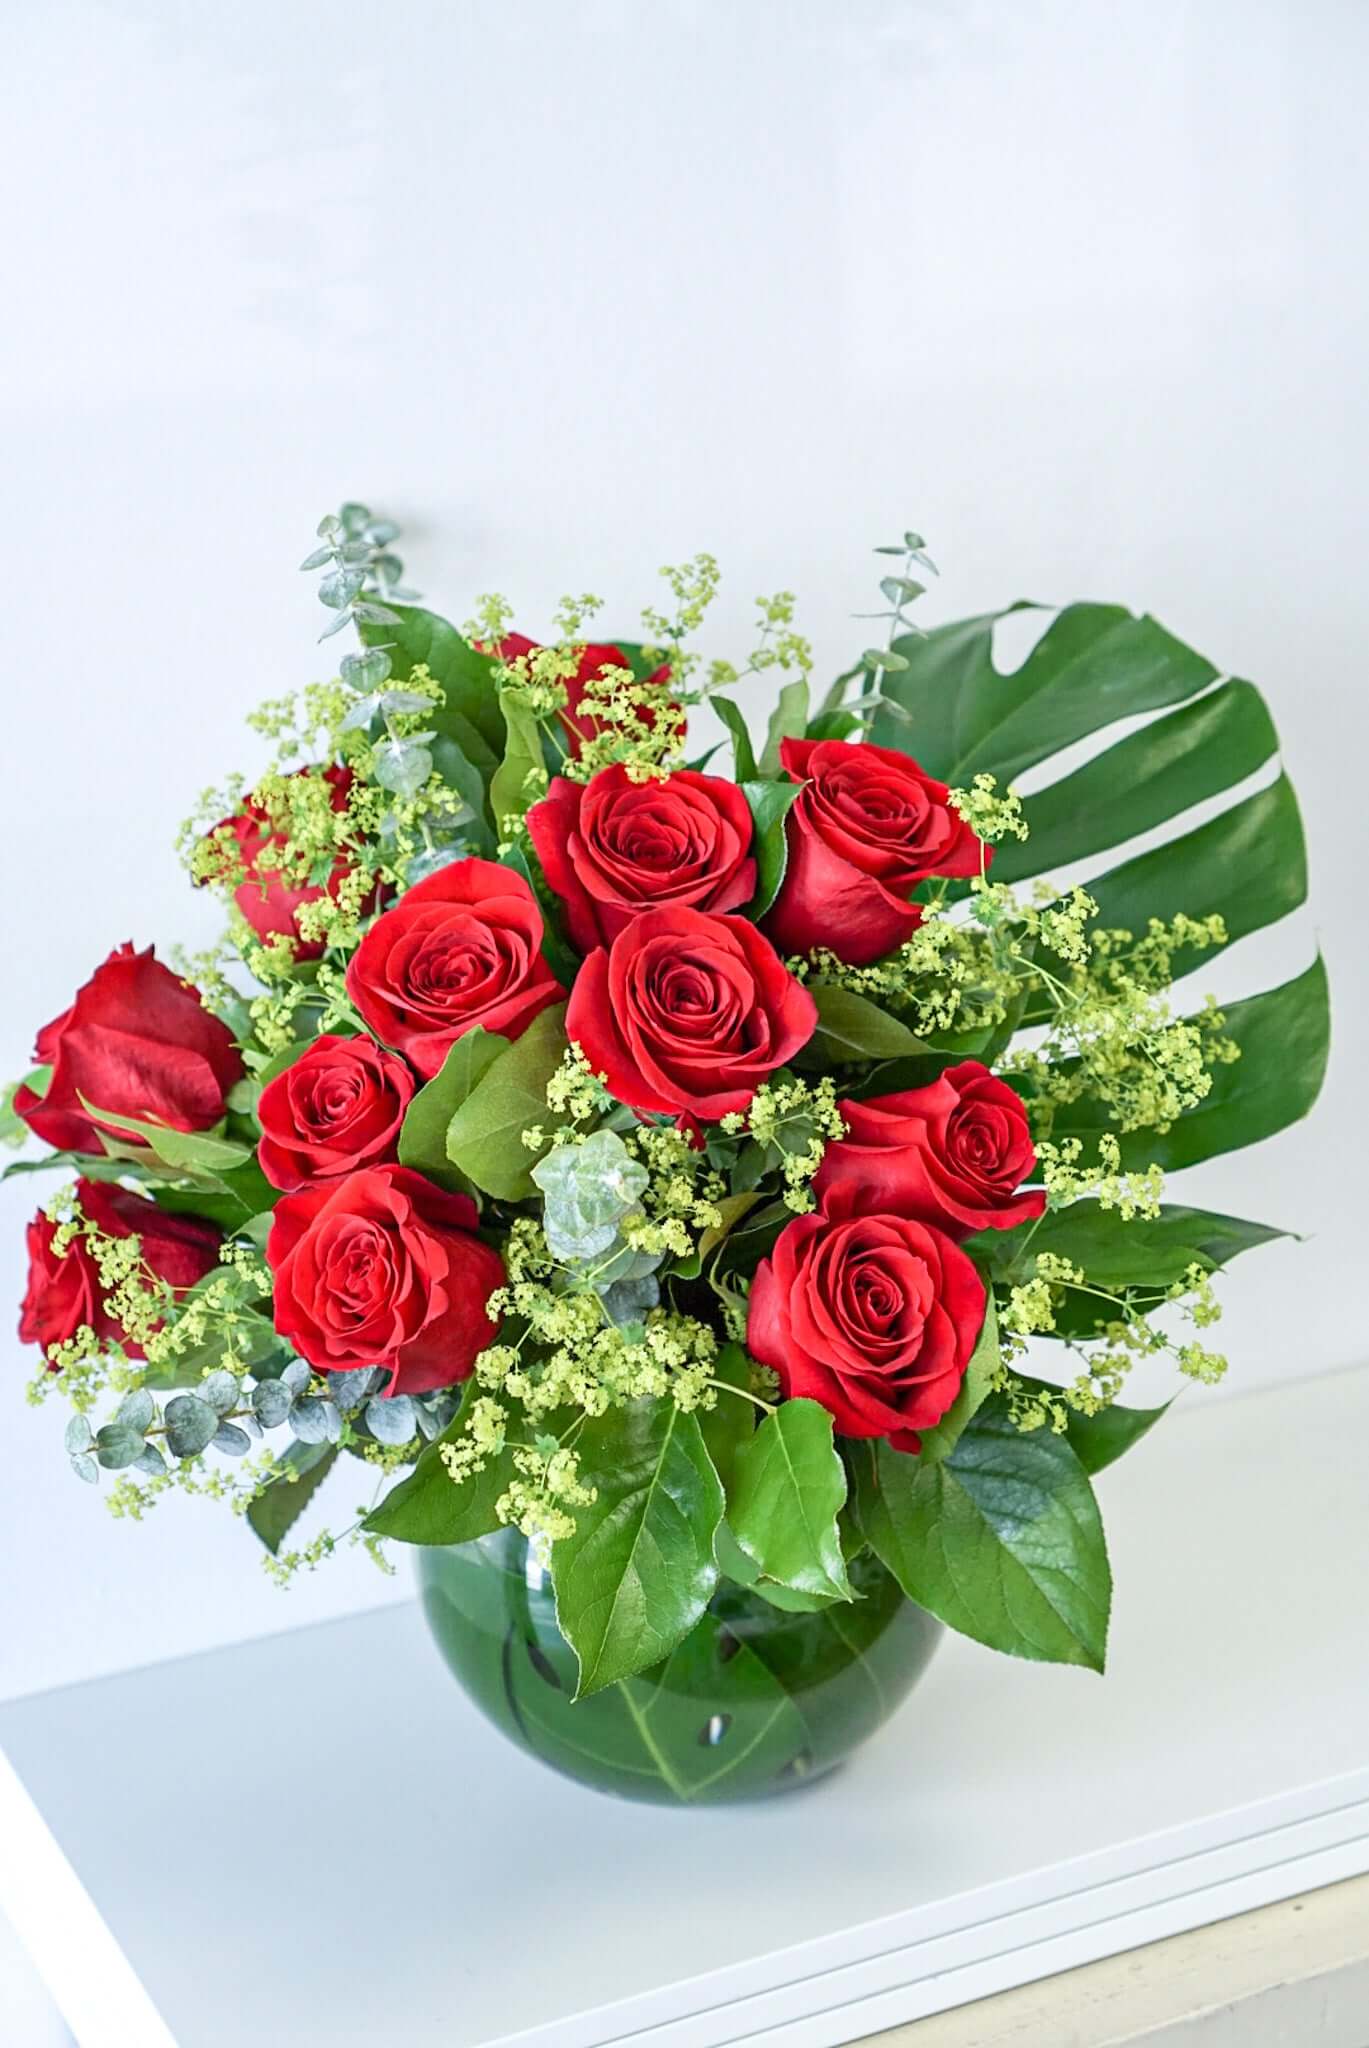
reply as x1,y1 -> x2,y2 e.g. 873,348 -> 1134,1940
359,603 -> 503,768
430,735 -> 494,855
1050,957 -> 1330,1171
741,778 -> 801,918
916,1294 -> 999,1465
759,677 -> 810,778
729,1399 -> 853,1601
711,696 -> 758,782
363,1384 -> 514,1546
697,1341 -> 755,1503
489,688 -> 546,831
247,1443 -> 338,1555
968,1204 -> 1288,1291
552,1399 -> 724,1697
855,1401 -> 1111,1670
803,985 -> 929,1064
444,1003 -> 567,1199
398,1027 -> 508,1188
77,1102 -> 252,1176
1015,1382 -> 1171,1475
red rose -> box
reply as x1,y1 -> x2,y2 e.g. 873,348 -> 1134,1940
19,1178 -> 221,1364
566,907 -> 816,1121
763,737 -> 988,966
14,944 -> 244,1156
257,1034 -> 416,1192
345,858 -> 565,1081
266,1165 -> 504,1395
815,1062 -> 1045,1238
498,635 -> 678,759
748,1196 -> 986,1451
527,766 -> 756,952
210,763 -> 369,961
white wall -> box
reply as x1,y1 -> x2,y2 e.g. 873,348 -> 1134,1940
3,0 -> 1365,1699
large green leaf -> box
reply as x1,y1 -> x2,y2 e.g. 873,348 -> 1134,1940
1050,957 -> 1330,1172
968,1203 -> 1289,1291
552,1400 -> 724,1697
741,780 -> 801,919
360,604 -> 504,768
854,1401 -> 1111,1670
916,1293 -> 999,1465
801,985 -> 929,1064
1013,1382 -> 1171,1475
444,1004 -> 567,1200
759,677 -> 810,778
728,1399 -> 853,1601
489,687 -> 546,831
363,1383 -> 514,1546
247,1443 -> 337,1555
398,1027 -> 508,1189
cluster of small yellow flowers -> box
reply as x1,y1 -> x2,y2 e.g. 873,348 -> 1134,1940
498,1439 -> 599,1550
704,589 -> 814,707
948,773 -> 1029,845
623,1121 -> 727,1255
544,1042 -> 614,1127
1037,1135 -> 1165,1220
1000,1252 -> 1088,1338
638,553 -> 723,697
438,1395 -> 508,1487
801,898 -> 1023,1040
720,1075 -> 847,1212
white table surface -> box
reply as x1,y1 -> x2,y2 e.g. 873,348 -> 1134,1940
2,1364 -> 1366,2048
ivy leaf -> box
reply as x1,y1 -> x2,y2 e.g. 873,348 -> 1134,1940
246,1443 -> 338,1555
398,1027 -> 508,1189
854,1399 -> 1111,1671
445,1004 -> 567,1200
759,677 -> 810,778
552,1399 -> 724,1698
741,779 -> 801,919
728,1398 -> 853,1601
364,1381 -> 516,1546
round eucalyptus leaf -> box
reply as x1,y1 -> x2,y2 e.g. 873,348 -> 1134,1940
164,1394 -> 218,1459
364,519 -> 399,546
340,647 -> 392,692
252,1380 -> 292,1428
299,544 -> 335,572
135,1442 -> 167,1477
64,1415 -> 95,1455
199,1370 -> 240,1416
365,1395 -> 415,1446
601,1272 -> 661,1326
319,567 -> 365,610
70,1452 -> 99,1485
288,1398 -> 331,1444
95,1423 -> 147,1470
339,501 -> 371,533
211,1424 -> 252,1458
315,513 -> 342,539
280,1360 -> 312,1397
339,694 -> 381,733
114,1388 -> 155,1433
372,738 -> 433,799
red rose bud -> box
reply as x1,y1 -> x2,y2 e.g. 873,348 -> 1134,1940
497,634 -> 679,759
345,857 -> 565,1081
763,737 -> 988,966
257,1034 -> 416,1192
14,944 -> 244,1156
815,1062 -> 1045,1239
527,766 -> 756,953
19,1179 -> 221,1364
748,1201 -> 986,1452
566,906 -> 816,1122
266,1165 -> 505,1396
212,763 -> 368,962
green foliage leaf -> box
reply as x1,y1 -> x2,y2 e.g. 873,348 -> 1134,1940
710,695 -> 758,782
359,603 -> 503,769
78,1102 -> 252,1176
698,1344 -> 756,1506
247,1443 -> 338,1555
728,1399 -> 853,1601
916,1293 -> 999,1465
398,1027 -> 508,1189
855,1400 -> 1111,1670
801,985 -> 929,1065
552,1399 -> 724,1697
363,1384 -> 513,1546
430,736 -> 494,856
1014,1383 -> 1171,1475
1050,957 -> 1330,1171
968,1204 -> 1288,1291
759,677 -> 810,778
489,687 -> 546,831
444,1004 -> 567,1200
741,779 -> 801,918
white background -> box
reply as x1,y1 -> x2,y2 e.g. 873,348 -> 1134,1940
1,0 -> 1365,1701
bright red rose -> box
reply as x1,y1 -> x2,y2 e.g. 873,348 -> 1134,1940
266,1165 -> 504,1395
527,766 -> 756,952
345,858 -> 565,1081
257,1034 -> 416,1192
748,1197 -> 986,1452
14,944 -> 244,1156
567,907 -> 816,1121
497,634 -> 678,759
19,1178 -> 221,1365
815,1061 -> 1045,1239
763,737 -> 988,966
213,763 -> 368,961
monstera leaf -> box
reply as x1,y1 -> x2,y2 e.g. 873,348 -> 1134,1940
868,603 -> 1328,1168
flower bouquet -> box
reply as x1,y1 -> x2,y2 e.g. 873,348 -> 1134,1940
8,509 -> 1327,1804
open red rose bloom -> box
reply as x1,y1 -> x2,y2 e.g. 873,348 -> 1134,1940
10,531 -> 1324,1705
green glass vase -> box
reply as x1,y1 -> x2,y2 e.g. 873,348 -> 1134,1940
417,1527 -> 942,1806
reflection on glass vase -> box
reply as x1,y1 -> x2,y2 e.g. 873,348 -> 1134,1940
417,1526 -> 942,1806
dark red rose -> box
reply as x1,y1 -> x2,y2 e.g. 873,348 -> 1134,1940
19,1178 -> 221,1364
748,1195 -> 986,1451
14,944 -> 244,1156
815,1062 -> 1045,1239
567,907 -> 816,1121
345,858 -> 565,1081
257,1034 -> 416,1192
211,763 -> 369,962
266,1165 -> 504,1395
497,634 -> 678,759
527,766 -> 756,952
763,737 -> 988,966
